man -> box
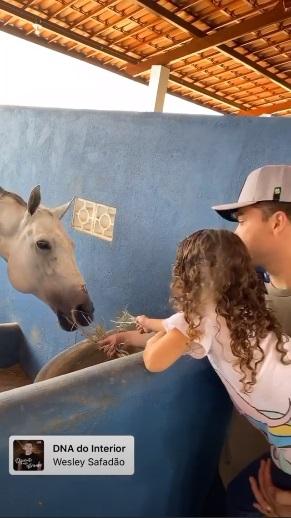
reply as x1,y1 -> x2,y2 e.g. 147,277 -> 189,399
213,164 -> 291,517
213,164 -> 291,335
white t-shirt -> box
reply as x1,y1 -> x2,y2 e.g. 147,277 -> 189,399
163,311 -> 291,475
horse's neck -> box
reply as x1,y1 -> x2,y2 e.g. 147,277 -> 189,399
0,195 -> 25,260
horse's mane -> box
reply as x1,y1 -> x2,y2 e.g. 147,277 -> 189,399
0,187 -> 27,207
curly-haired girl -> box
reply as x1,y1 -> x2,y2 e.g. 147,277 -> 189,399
141,229 -> 291,487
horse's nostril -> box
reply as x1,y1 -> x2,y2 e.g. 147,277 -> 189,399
76,303 -> 93,314
73,302 -> 94,326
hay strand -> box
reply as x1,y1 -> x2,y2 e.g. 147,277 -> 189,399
72,308 -> 137,358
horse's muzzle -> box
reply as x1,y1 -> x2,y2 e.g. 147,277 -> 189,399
57,299 -> 95,332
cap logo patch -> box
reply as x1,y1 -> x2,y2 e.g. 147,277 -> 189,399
273,186 -> 281,201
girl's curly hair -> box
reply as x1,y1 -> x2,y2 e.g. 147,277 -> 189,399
170,229 -> 290,393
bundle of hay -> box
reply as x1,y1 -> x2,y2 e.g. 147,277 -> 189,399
111,309 -> 137,331
74,308 -> 138,358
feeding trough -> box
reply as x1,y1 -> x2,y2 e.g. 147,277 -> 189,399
35,310 -> 143,382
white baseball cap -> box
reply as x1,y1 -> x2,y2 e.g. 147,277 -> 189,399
212,164 -> 291,222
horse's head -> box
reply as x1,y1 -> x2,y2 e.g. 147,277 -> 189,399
7,186 -> 94,331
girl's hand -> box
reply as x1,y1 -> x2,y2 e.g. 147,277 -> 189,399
136,315 -> 151,334
249,458 -> 291,517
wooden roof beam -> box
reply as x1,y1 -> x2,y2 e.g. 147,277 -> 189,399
175,1 -> 203,9
169,89 -> 225,113
238,98 -> 291,114
72,0 -> 121,29
218,46 -> 291,93
169,74 -> 246,110
0,12 -> 243,114
0,21 -> 226,115
0,0 -> 137,63
127,0 -> 291,92
126,1 -> 290,75
134,0 -> 203,34
49,0 -> 77,20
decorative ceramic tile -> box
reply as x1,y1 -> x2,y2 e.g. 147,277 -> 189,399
72,197 -> 116,241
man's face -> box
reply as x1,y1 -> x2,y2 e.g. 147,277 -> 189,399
23,443 -> 33,455
234,206 -> 274,266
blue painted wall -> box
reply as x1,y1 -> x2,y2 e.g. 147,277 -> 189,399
0,107 -> 291,376
0,352 -> 232,517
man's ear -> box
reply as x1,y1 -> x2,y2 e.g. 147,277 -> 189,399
272,211 -> 288,233
27,185 -> 41,215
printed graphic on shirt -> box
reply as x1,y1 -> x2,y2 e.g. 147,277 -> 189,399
218,371 -> 291,474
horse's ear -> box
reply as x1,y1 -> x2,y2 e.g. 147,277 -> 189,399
53,198 -> 75,220
27,185 -> 41,215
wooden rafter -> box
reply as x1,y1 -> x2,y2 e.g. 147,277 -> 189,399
126,2 -> 290,75
218,46 -> 291,93
129,0 -> 291,93
0,6 -> 244,111
0,21 -> 143,80
49,0 -> 77,19
0,14 -> 228,116
238,99 -> 291,114
0,0 -> 137,63
134,0 -> 203,34
66,0 -> 119,28
169,74 -> 246,110
0,0 -> 289,116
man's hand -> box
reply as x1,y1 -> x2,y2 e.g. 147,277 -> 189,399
249,458 -> 291,517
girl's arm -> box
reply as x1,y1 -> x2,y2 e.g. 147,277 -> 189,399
143,329 -> 189,372
146,330 -> 166,346
97,330 -> 154,358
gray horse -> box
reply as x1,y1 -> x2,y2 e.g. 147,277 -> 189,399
0,185 -> 94,331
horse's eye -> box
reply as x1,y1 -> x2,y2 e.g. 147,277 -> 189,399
36,240 -> 51,250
